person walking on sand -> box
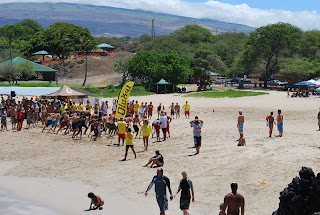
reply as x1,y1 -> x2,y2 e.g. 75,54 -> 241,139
277,109 -> 284,137
237,110 -> 244,138
182,101 -> 190,119
221,182 -> 245,215
190,116 -> 203,154
175,103 -> 180,119
145,168 -> 173,215
318,108 -> 320,130
174,171 -> 195,215
267,112 -> 276,137
123,128 -> 136,160
160,111 -> 168,141
140,120 -> 152,151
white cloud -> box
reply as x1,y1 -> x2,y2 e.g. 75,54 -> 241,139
1,0 -> 320,30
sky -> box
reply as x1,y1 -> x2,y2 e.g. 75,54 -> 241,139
1,0 -> 320,30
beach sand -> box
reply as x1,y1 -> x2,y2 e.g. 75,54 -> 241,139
0,90 -> 319,215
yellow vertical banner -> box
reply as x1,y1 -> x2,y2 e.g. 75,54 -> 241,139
115,81 -> 135,119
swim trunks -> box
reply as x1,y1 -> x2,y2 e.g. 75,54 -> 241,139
278,122 -> 283,132
180,198 -> 191,210
238,123 -> 244,132
52,119 -> 57,127
156,195 -> 168,211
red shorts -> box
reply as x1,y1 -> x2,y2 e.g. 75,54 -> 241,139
113,111 -> 116,114
185,111 -> 190,116
118,133 -> 125,139
130,109 -> 134,115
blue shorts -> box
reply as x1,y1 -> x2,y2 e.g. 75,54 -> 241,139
238,123 -> 244,132
156,195 -> 168,211
52,120 -> 57,127
278,122 -> 283,132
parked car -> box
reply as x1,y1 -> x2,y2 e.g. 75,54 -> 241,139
267,80 -> 288,86
228,78 -> 242,84
214,77 -> 230,84
228,78 -> 251,84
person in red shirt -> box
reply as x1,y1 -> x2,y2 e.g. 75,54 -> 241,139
154,120 -> 161,142
17,109 -> 23,131
148,102 -> 154,120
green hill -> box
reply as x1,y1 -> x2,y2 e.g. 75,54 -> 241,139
0,2 -> 255,37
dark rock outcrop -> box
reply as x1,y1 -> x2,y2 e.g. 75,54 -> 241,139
273,167 -> 320,215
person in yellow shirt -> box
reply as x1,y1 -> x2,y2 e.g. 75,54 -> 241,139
134,101 -> 140,117
77,101 -> 84,112
72,102 -> 78,112
123,128 -> 136,161
117,117 -> 127,146
86,100 -> 93,113
182,101 -> 191,119
140,120 -> 152,151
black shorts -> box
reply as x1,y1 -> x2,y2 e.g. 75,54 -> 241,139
126,145 -> 134,149
109,123 -> 116,130
171,110 -> 174,115
180,197 -> 190,210
194,136 -> 201,147
133,125 -> 139,132
162,128 -> 166,134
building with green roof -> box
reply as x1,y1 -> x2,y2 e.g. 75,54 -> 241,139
0,57 -> 57,81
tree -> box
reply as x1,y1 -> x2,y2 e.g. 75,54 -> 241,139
192,50 -> 227,87
0,61 -> 34,84
0,25 -> 18,61
125,51 -> 192,85
114,55 -> 133,85
299,30 -> 320,60
238,23 -> 302,87
170,24 -> 215,44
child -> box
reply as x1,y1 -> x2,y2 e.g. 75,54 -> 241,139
219,203 -> 225,215
123,128 -> 136,160
154,120 -> 161,142
238,134 -> 246,146
88,192 -> 104,210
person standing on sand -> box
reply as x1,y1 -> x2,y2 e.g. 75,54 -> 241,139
221,182 -> 245,215
267,112 -> 276,137
190,116 -> 203,154
277,109 -> 284,137
169,103 -> 175,119
182,101 -> 190,119
174,171 -> 195,215
237,110 -> 244,138
175,103 -> 180,119
145,168 -> 173,215
123,128 -> 136,160
117,117 -> 127,146
318,108 -> 320,130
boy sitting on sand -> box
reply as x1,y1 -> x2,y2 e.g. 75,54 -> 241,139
238,134 -> 246,146
88,192 -> 104,210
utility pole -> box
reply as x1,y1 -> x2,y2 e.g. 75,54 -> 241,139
151,19 -> 155,38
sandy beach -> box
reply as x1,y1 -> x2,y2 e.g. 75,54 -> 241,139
0,90 -> 320,215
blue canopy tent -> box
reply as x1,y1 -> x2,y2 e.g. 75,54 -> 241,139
294,81 -> 316,87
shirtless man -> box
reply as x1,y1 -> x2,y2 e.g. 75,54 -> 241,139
42,113 -> 53,132
71,113 -> 81,138
1,107 -> 8,131
237,111 -> 244,138
169,103 -> 175,119
47,110 -> 60,133
56,113 -> 70,135
157,103 -> 164,118
34,103 -> 39,127
221,182 -> 245,215
11,105 -> 17,130
175,103 -> 180,119
277,109 -> 284,137
26,105 -> 34,129
267,112 -> 276,137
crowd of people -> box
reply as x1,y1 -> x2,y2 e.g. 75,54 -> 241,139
1,94 -> 319,215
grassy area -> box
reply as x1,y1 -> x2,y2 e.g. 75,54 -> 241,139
0,81 -> 153,98
184,90 -> 268,98
84,85 -> 153,98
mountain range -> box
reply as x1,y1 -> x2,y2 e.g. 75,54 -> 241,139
0,2 -> 255,37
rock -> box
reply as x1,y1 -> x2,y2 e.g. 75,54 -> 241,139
274,167 -> 320,215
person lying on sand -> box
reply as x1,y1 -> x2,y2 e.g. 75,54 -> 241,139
88,192 -> 104,210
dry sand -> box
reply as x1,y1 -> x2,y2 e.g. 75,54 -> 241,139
0,90 -> 320,215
